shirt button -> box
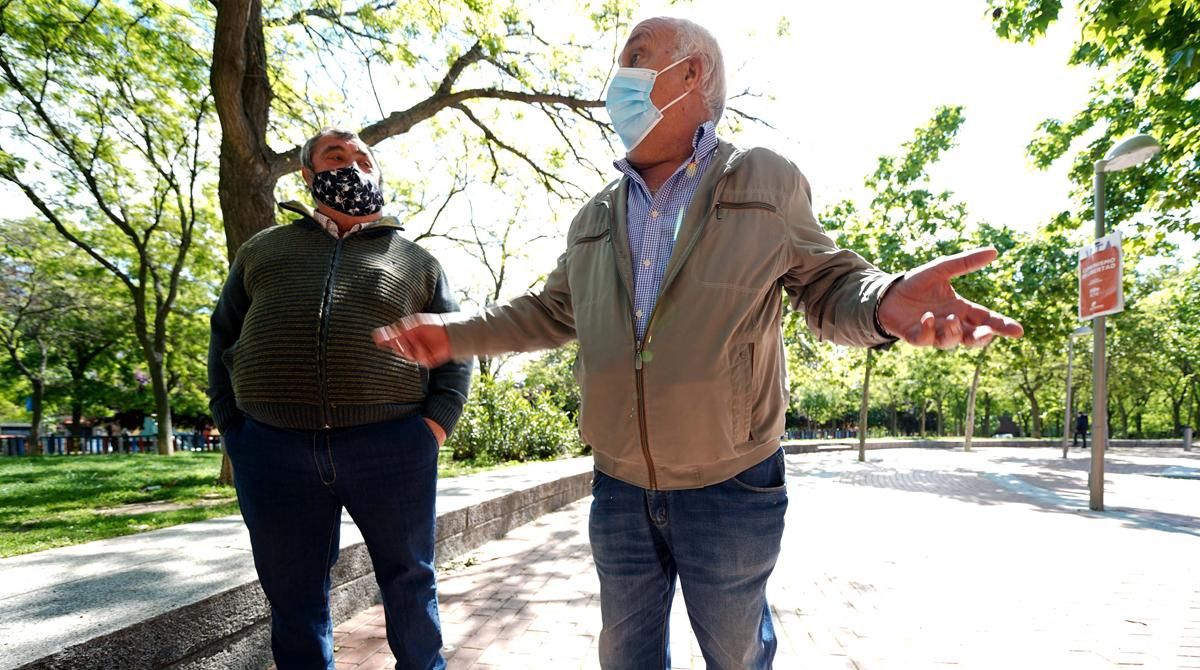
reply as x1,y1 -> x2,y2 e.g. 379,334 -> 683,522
636,310 -> 644,319
643,258 -> 652,268
650,210 -> 660,219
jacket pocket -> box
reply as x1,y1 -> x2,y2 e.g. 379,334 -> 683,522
699,202 -> 784,292
730,343 -> 754,442
715,201 -> 778,219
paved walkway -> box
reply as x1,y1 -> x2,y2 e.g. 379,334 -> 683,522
332,447 -> 1200,669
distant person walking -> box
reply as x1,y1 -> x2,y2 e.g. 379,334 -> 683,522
1074,412 -> 1089,449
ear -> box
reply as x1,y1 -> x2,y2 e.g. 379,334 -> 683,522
301,167 -> 314,189
684,56 -> 701,85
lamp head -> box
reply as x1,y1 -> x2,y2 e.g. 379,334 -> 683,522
1099,134 -> 1161,172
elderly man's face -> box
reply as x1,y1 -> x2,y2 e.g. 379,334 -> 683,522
616,19 -> 700,163
304,135 -> 378,185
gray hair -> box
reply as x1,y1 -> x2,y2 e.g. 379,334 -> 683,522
300,127 -> 369,172
665,18 -> 726,123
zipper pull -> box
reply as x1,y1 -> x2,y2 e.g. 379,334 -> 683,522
635,348 -> 643,370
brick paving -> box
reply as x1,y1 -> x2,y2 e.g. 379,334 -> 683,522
331,447 -> 1200,669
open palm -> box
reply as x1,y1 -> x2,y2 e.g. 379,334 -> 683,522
876,247 -> 1024,349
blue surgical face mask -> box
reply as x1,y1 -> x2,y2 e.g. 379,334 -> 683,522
311,166 -> 384,217
605,57 -> 693,152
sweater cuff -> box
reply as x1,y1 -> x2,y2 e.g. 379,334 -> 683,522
423,395 -> 464,436
211,400 -> 243,433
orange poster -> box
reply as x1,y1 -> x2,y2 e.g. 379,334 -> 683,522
1078,232 -> 1124,320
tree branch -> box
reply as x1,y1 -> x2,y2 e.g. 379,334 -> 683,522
270,86 -> 604,178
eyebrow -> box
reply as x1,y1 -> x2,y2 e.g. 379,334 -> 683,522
320,144 -> 371,161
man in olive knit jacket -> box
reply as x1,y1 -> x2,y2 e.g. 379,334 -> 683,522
208,128 -> 470,670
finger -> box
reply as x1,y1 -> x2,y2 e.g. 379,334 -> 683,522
905,311 -> 936,346
979,311 -> 1023,338
371,324 -> 398,347
962,325 -> 995,348
406,332 -> 434,367
389,334 -> 411,359
958,299 -> 1023,338
926,247 -> 998,280
935,314 -> 962,350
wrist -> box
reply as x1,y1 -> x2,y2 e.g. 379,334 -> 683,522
873,277 -> 902,341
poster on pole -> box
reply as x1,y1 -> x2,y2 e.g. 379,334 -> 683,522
1079,231 -> 1124,320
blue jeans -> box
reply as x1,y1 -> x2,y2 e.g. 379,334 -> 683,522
589,448 -> 788,670
224,414 -> 444,670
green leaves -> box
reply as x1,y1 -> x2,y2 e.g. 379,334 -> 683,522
988,0 -> 1200,237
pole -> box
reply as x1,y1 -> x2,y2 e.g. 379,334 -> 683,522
1090,165 -> 1107,511
1062,337 -> 1074,459
858,348 -> 871,462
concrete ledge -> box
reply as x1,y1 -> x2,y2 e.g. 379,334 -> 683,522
2,457 -> 592,670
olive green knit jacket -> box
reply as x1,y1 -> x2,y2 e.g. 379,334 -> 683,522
207,208 -> 470,433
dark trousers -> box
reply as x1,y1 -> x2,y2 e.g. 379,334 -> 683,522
224,414 -> 444,670
1074,429 -> 1088,448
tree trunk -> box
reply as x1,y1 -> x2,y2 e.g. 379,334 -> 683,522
919,401 -> 927,439
963,347 -> 988,452
1117,401 -> 1129,439
1172,395 -> 1184,435
28,378 -> 44,456
858,349 -> 871,462
983,393 -> 992,437
889,403 -> 898,436
1029,392 -> 1042,438
213,0 -> 276,249
71,396 -> 84,453
936,397 -> 944,437
145,347 -> 174,455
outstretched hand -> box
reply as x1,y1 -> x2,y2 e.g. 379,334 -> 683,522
876,247 -> 1023,350
371,313 -> 452,367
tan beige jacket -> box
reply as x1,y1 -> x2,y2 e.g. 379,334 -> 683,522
446,140 -> 898,490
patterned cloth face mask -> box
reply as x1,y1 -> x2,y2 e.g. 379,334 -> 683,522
605,57 -> 693,153
311,166 -> 384,217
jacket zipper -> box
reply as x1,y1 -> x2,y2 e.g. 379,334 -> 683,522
317,237 -> 345,428
715,201 -> 778,219
634,342 -> 655,489
626,177 -> 737,490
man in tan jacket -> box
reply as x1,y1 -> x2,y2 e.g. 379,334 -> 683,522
374,17 -> 1022,670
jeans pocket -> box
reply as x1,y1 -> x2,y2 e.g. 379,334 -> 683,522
414,416 -> 439,448
730,448 -> 786,493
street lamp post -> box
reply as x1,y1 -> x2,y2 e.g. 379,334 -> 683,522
1062,325 -> 1092,459
1089,134 -> 1160,511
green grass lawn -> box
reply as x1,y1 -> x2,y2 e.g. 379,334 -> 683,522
0,451 -> 503,558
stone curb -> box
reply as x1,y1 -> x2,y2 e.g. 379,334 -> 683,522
14,466 -> 593,670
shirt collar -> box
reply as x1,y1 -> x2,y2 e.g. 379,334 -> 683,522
312,209 -> 381,239
613,121 -> 719,187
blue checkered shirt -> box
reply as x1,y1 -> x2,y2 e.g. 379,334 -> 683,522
615,121 -> 720,342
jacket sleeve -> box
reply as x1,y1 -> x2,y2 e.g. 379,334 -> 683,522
421,269 -> 472,435
207,262 -> 250,431
442,212 -> 581,358
779,166 -> 901,349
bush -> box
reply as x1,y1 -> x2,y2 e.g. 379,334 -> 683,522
447,374 -> 582,463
